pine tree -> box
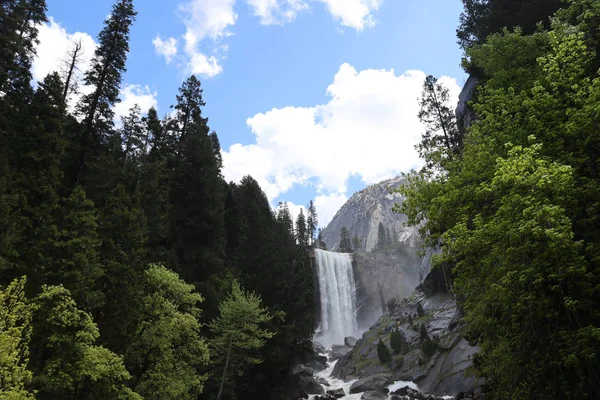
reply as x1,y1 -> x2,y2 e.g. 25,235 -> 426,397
317,228 -> 327,250
75,0 -> 137,188
416,75 -> 461,172
43,186 -> 104,311
352,235 -> 362,252
295,209 -> 308,246
169,75 -> 225,285
375,222 -> 387,252
306,200 -> 318,245
0,0 -> 47,94
377,339 -> 392,364
60,39 -> 84,105
79,0 -> 136,134
338,226 -> 352,253
210,280 -> 274,400
390,329 -> 409,355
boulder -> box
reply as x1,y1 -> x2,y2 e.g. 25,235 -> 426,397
317,377 -> 330,386
313,341 -> 327,354
282,374 -> 308,400
327,388 -> 346,398
330,344 -> 352,360
344,336 -> 358,347
299,376 -> 325,395
349,373 -> 391,394
292,365 -> 314,377
361,391 -> 388,400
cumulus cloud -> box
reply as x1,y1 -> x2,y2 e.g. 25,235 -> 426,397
32,17 -> 96,85
172,0 -> 237,77
314,193 -> 348,228
114,84 -> 159,122
34,18 -> 158,121
222,63 -> 461,226
315,0 -> 383,30
152,35 -> 178,63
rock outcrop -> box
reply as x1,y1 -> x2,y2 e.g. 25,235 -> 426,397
332,284 -> 483,397
455,75 -> 479,134
320,177 -> 422,253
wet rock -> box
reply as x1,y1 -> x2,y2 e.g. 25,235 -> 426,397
454,393 -> 465,400
345,336 -> 358,347
313,341 -> 327,354
317,377 -> 330,386
330,344 -> 352,360
292,365 -> 314,377
349,373 -> 391,394
327,388 -> 345,398
299,375 -> 325,395
282,374 -> 308,400
361,391 -> 388,400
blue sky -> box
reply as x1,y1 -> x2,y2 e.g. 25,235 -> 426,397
36,0 -> 467,226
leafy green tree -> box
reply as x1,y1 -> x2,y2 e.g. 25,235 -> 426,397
416,75 -> 461,172
29,285 -> 140,400
377,339 -> 392,364
125,264 -> 209,399
210,280 -> 275,400
0,277 -> 35,399
399,5 -> 600,397
338,226 -> 352,253
295,208 -> 309,246
457,0 -> 562,51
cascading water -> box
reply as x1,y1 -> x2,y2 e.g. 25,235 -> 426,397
314,249 -> 358,347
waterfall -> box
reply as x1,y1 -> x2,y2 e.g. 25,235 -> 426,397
314,249 -> 358,347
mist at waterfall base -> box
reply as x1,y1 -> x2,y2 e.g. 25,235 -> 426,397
314,249 -> 360,347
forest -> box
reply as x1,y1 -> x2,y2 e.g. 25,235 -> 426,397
0,1 -> 317,399
2,0 -> 600,399
399,0 -> 600,398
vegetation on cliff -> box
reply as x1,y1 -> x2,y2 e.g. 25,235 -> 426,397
399,1 -> 600,398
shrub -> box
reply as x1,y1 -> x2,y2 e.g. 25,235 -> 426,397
386,297 -> 397,311
377,339 -> 392,364
407,314 -> 413,326
421,338 -> 437,357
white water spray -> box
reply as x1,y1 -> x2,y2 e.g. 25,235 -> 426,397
314,249 -> 358,347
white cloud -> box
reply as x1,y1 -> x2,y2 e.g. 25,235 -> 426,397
315,0 -> 383,30
34,18 -> 158,121
152,35 -> 178,63
245,0 -> 381,29
114,84 -> 159,122
314,193 -> 347,228
222,63 -> 461,223
246,0 -> 308,25
175,0 -> 237,77
32,17 -> 96,85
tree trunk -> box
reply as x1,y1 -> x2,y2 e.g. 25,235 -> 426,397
217,335 -> 233,400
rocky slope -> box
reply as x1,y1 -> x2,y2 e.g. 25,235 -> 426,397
321,177 -> 421,253
330,276 -> 483,398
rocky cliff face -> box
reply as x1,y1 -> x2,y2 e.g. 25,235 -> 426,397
331,282 -> 483,397
353,251 -> 428,330
321,177 -> 421,253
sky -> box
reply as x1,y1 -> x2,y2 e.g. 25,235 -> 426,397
35,0 -> 467,227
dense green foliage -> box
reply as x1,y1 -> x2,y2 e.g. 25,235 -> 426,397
0,1 -> 315,399
399,1 -> 600,398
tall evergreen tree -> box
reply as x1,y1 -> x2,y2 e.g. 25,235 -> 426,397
169,75 -> 225,285
306,200 -> 318,245
338,226 -> 352,253
295,209 -> 308,246
416,75 -> 461,172
75,0 -> 136,187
